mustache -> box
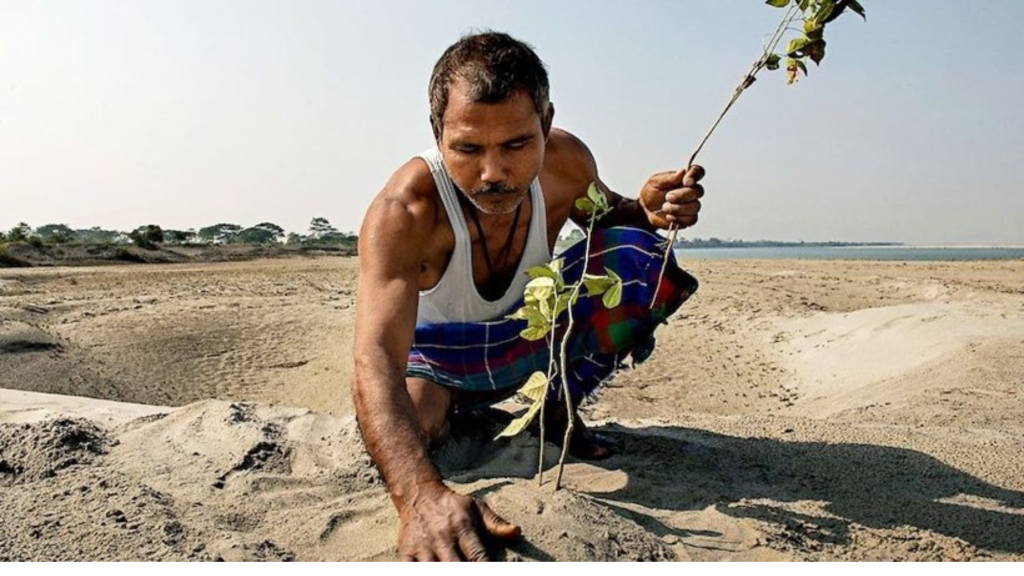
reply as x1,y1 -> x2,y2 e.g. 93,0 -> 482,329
474,182 -> 518,196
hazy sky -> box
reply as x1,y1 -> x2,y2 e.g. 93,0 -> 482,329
2,1 -> 1022,244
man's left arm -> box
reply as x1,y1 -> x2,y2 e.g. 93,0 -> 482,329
556,131 -> 705,232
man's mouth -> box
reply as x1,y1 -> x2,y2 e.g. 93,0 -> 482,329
475,183 -> 518,196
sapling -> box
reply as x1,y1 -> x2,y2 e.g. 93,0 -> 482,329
496,183 -> 620,489
651,0 -> 867,307
499,0 -> 866,490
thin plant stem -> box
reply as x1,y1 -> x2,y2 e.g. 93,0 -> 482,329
538,310 -> 558,487
554,211 -> 599,490
649,5 -> 802,309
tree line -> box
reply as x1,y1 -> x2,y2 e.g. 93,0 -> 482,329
0,217 -> 356,250
673,237 -> 901,249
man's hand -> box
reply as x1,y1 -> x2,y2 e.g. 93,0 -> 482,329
397,481 -> 521,561
639,165 -> 706,230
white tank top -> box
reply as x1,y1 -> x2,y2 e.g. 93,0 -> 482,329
416,148 -> 551,326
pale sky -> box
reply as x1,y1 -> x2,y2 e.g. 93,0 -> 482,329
2,1 -> 1022,244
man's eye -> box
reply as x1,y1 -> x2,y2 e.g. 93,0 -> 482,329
455,146 -> 480,154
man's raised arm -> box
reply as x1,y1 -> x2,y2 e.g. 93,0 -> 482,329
547,130 -> 704,232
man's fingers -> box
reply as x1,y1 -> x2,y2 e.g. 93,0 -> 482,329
436,544 -> 462,562
684,164 -> 706,186
662,199 -> 701,217
477,500 -> 522,541
667,164 -> 705,185
666,213 -> 698,227
415,550 -> 437,562
400,553 -> 416,562
653,169 -> 685,191
666,185 -> 704,203
457,531 -> 490,562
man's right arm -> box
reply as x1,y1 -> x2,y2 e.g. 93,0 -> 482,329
353,175 -> 443,504
352,163 -> 519,561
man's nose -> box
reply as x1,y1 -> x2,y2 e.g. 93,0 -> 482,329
479,151 -> 508,184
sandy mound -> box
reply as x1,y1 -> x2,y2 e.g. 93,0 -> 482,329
0,397 -> 675,561
2,257 -> 1023,560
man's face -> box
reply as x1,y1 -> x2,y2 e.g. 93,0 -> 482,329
438,80 -> 549,216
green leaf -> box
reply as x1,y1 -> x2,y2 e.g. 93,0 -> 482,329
583,273 -> 612,296
519,371 -> 549,402
574,197 -> 596,214
520,324 -> 550,341
587,183 -> 610,211
510,305 -> 548,328
602,271 -> 622,308
549,258 -> 563,276
847,0 -> 866,19
605,267 -> 621,283
495,399 -> 543,439
537,292 -> 552,319
526,264 -> 556,281
524,276 -> 556,302
765,53 -> 781,71
548,258 -> 565,290
789,58 -> 808,75
505,307 -> 530,321
554,294 -> 570,317
765,0 -> 789,7
813,0 -> 836,24
526,260 -> 565,291
786,37 -> 809,57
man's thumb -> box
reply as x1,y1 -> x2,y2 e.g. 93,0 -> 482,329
477,501 -> 521,540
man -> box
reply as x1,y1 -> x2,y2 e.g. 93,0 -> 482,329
353,32 -> 704,561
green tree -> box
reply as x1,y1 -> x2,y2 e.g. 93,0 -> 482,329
76,226 -> 122,245
235,226 -> 277,245
35,224 -> 76,244
129,224 -> 164,249
309,217 -> 337,240
164,229 -> 194,244
197,223 -> 241,244
7,222 -> 31,242
253,222 -> 285,242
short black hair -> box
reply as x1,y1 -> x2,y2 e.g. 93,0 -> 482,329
428,31 -> 550,139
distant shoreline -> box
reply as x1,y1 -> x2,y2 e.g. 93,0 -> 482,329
675,244 -> 1024,250
0,241 -> 356,268
674,244 -> 1024,262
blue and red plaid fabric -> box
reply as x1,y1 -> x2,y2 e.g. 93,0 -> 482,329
406,226 -> 698,403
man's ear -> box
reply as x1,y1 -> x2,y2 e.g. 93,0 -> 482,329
541,103 -> 555,140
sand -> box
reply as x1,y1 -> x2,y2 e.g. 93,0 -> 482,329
2,257 -> 1022,561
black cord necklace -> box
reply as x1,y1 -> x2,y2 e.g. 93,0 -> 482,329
465,197 -> 523,297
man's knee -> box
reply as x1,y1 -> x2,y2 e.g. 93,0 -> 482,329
405,377 -> 452,445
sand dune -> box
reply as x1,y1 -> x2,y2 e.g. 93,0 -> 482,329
2,257 -> 1023,560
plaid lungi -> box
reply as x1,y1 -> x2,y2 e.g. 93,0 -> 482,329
406,226 -> 698,404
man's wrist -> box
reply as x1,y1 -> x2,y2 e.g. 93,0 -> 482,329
392,477 -> 447,511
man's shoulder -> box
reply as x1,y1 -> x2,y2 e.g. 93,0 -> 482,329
543,128 -> 598,196
359,155 -> 443,251
368,156 -> 441,224
383,156 -> 439,207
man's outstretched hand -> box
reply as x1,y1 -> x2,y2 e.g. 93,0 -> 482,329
640,165 -> 706,230
397,481 -> 521,561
